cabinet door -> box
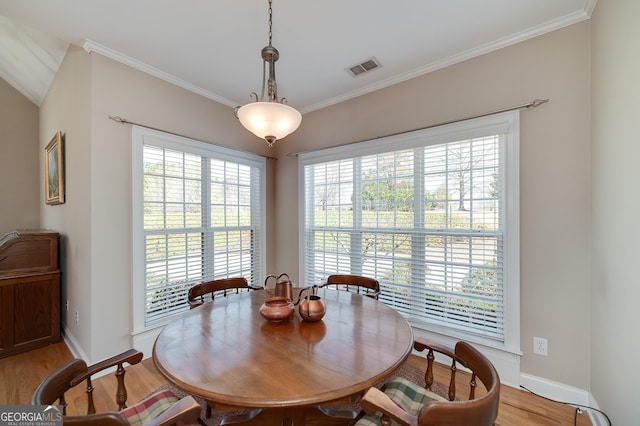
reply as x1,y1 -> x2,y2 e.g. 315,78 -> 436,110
13,274 -> 60,346
0,272 -> 60,357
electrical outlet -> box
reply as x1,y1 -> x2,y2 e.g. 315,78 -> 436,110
533,337 -> 548,356
75,311 -> 79,325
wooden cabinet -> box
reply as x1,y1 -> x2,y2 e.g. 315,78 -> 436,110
0,230 -> 60,358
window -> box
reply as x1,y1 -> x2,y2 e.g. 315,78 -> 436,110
300,111 -> 519,351
132,127 -> 266,330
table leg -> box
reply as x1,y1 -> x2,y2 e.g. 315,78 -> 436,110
217,407 -> 306,426
270,407 -> 306,426
217,405 -> 353,425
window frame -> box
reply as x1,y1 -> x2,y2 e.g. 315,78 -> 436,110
298,111 -> 520,354
132,126 -> 266,335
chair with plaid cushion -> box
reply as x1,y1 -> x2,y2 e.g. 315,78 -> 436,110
31,349 -> 201,426
355,339 -> 500,426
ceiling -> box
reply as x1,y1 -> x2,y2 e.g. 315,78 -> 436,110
0,1 -> 595,112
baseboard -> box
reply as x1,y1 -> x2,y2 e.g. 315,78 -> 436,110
62,327 -> 114,379
520,373 -> 608,425
586,393 -> 611,426
520,372 -> 589,405
61,327 -> 88,360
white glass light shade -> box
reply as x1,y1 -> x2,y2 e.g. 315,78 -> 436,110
236,101 -> 302,145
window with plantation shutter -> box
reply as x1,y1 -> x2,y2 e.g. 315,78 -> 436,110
132,127 -> 265,329
300,111 -> 519,350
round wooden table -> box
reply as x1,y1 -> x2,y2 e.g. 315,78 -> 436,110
153,288 -> 413,423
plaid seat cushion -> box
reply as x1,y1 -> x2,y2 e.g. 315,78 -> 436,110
120,389 -> 179,426
355,377 -> 448,426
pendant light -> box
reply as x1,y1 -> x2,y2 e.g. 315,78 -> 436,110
235,0 -> 301,147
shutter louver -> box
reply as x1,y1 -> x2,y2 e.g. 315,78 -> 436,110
302,121 -> 511,343
140,139 -> 264,326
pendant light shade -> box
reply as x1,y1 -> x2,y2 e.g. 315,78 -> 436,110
235,0 -> 301,147
236,101 -> 302,147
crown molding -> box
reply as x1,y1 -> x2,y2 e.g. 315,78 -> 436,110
81,39 -> 237,109
82,3 -> 593,116
300,8 -> 592,114
584,0 -> 599,17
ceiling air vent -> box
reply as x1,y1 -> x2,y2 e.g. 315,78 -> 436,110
347,57 -> 381,77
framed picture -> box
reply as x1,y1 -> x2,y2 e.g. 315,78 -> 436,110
45,131 -> 65,205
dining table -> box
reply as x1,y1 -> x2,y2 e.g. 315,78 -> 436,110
152,287 -> 413,425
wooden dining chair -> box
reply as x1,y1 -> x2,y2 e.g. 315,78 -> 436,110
320,274 -> 381,299
355,339 -> 500,426
31,349 -> 201,426
187,277 -> 261,309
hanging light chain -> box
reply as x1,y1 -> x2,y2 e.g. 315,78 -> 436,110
268,0 -> 273,46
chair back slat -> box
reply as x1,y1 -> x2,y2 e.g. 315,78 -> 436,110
322,274 -> 381,299
188,277 -> 260,308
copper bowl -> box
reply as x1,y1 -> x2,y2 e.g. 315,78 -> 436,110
259,296 -> 295,323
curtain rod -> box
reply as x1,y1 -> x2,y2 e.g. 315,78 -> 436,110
108,115 -> 278,160
287,98 -> 549,157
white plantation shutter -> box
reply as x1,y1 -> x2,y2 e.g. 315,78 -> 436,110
133,127 -> 265,327
301,112 -> 518,347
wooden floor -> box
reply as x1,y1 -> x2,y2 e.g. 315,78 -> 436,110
1,341 -> 591,425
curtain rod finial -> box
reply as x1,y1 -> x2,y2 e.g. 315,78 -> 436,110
530,99 -> 549,108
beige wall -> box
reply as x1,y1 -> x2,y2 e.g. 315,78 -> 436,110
39,44 -> 93,358
274,22 -> 591,388
0,79 -> 40,235
40,44 -> 277,361
591,1 -> 640,424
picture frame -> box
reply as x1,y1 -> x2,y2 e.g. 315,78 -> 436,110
45,131 -> 65,205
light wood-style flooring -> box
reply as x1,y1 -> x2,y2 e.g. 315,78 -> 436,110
1,341 -> 591,425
